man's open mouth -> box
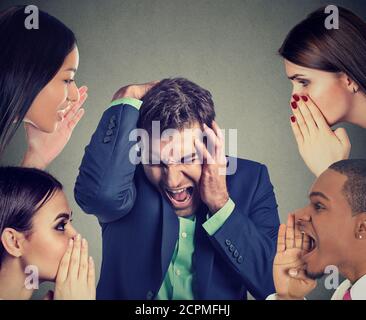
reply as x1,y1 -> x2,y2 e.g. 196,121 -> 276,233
300,229 -> 318,260
164,186 -> 194,206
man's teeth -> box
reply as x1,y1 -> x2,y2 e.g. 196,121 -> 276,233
168,188 -> 186,194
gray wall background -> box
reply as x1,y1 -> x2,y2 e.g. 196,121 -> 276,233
1,0 -> 366,300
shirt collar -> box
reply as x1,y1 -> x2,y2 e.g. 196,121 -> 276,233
350,274 -> 366,300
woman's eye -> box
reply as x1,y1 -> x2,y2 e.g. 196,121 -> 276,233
64,79 -> 74,84
55,219 -> 71,232
298,80 -> 309,87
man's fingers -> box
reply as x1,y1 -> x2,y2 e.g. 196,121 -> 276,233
286,214 -> 295,249
56,239 -> 73,284
295,220 -> 303,249
277,224 -> 287,252
195,136 -> 215,165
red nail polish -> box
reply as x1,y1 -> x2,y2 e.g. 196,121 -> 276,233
291,101 -> 298,109
301,96 -> 308,102
292,94 -> 300,102
290,115 -> 296,123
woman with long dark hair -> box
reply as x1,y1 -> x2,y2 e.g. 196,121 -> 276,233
280,6 -> 366,176
0,5 -> 87,168
0,167 -> 95,300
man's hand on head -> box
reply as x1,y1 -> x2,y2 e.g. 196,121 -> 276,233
194,120 -> 229,214
112,81 -> 160,101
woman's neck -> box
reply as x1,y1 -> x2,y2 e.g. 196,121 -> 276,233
346,91 -> 366,128
0,258 -> 34,300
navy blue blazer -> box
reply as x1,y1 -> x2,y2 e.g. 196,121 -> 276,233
74,101 -> 280,300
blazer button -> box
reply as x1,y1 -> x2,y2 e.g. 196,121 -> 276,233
229,244 -> 235,252
103,137 -> 112,143
146,291 -> 154,300
237,256 -> 243,264
233,250 -> 239,258
106,129 -> 113,136
225,239 -> 231,246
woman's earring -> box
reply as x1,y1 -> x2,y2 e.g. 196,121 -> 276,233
359,235 -> 363,239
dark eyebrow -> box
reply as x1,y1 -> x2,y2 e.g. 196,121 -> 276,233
54,211 -> 72,221
181,152 -> 197,162
288,74 -> 306,80
309,192 -> 330,201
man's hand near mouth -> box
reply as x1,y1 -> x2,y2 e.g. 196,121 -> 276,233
272,214 -> 317,300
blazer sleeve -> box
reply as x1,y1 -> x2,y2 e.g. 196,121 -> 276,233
74,99 -> 141,224
207,164 -> 280,300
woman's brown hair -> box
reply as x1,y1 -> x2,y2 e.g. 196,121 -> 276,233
279,6 -> 366,94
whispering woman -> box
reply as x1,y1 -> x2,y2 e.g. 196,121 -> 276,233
280,6 -> 366,176
0,5 -> 87,168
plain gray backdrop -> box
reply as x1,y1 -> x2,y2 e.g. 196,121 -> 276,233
1,0 -> 366,300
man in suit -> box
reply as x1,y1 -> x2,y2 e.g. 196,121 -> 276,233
268,159 -> 366,300
74,78 -> 280,300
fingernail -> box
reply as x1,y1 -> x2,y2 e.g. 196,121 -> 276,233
82,238 -> 87,247
89,256 -> 94,264
301,95 -> 308,102
290,115 -> 296,123
291,101 -> 298,109
76,234 -> 81,241
292,94 -> 300,102
289,269 -> 298,277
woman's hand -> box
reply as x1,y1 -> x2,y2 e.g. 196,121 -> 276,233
53,234 -> 96,300
21,86 -> 88,169
290,95 -> 351,177
273,214 -> 317,300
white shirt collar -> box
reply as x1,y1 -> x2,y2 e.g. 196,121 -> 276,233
350,274 -> 366,300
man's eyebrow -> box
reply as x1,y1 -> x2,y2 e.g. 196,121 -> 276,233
54,212 -> 71,221
309,192 -> 330,201
288,74 -> 306,80
181,152 -> 197,161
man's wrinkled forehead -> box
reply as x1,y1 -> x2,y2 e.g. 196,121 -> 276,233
149,125 -> 203,163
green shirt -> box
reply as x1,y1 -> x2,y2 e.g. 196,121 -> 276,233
111,97 -> 236,300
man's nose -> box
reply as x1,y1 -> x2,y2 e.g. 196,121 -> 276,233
164,165 -> 183,187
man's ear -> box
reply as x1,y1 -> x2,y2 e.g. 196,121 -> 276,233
341,73 -> 359,94
355,213 -> 366,240
1,228 -> 26,259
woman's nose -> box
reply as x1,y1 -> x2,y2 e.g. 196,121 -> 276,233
67,82 -> 80,103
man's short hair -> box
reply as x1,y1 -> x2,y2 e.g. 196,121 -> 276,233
329,159 -> 366,215
137,77 -> 216,133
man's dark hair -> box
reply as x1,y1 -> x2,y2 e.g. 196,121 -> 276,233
138,78 -> 216,133
329,159 -> 366,215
